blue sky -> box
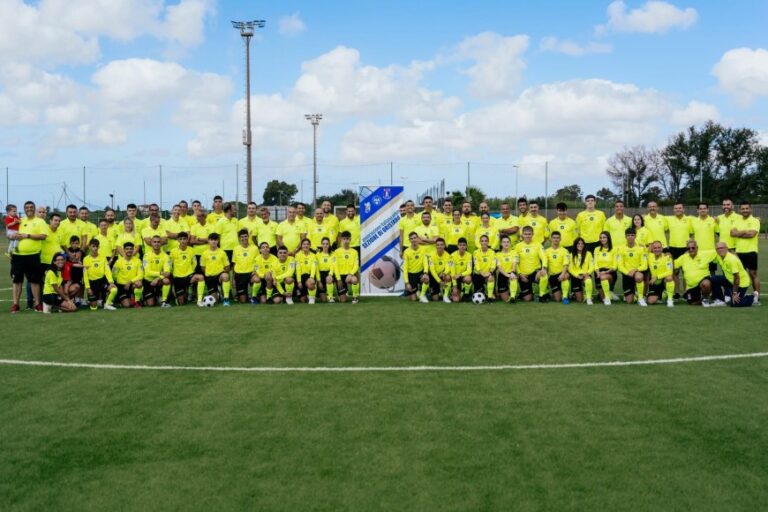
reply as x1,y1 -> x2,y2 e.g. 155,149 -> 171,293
1,0 -> 767,210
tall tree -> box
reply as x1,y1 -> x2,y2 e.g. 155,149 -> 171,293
605,146 -> 660,206
552,184 -> 583,202
262,180 -> 298,206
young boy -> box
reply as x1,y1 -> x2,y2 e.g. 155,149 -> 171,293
169,232 -> 202,306
112,242 -> 144,308
5,204 -> 20,256
451,238 -> 473,302
618,228 -> 648,306
403,231 -> 430,303
271,246 -> 296,304
333,231 -> 360,304
496,235 -> 519,303
253,242 -> 278,304
543,231 -> 571,303
514,226 -> 548,302
64,236 -> 85,305
143,235 -> 172,307
427,238 -> 453,303
198,232 -> 231,307
232,229 -> 259,304
83,239 -> 118,311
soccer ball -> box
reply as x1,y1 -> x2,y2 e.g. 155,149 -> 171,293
368,256 -> 401,289
202,295 -> 217,307
472,292 -> 486,304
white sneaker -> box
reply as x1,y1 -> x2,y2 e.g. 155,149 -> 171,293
712,299 -> 726,307
161,301 -> 172,308
724,295 -> 732,304
197,300 -> 205,307
328,297 -> 335,303
702,299 -> 710,308
285,297 -> 294,305
104,304 -> 117,311
352,297 -> 359,304
638,298 -> 647,307
42,303 -> 52,314
419,294 -> 429,303
610,292 -> 619,301
443,295 -> 451,303
667,299 -> 674,308
586,298 -> 593,305
308,296 -> 316,304
603,298 -> 611,306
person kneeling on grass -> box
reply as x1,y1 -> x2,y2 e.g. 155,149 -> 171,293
252,242 -> 278,304
450,238 -> 473,302
112,242 -> 144,308
594,231 -> 618,306
712,242 -> 755,307
543,231 -> 571,304
427,238 -> 453,303
403,231 -> 430,303
673,239 -> 716,307
514,226 -> 547,303
617,228 -> 648,306
169,232 -> 203,306
334,231 -> 360,304
295,238 -> 318,304
495,235 -> 519,304
83,238 -> 118,311
568,237 -> 595,305
473,234 -> 497,302
142,235 -> 172,308
315,238 -> 336,303
646,241 -> 675,307
198,232 -> 231,307
271,246 -> 296,305
232,229 -> 259,304
42,253 -> 77,313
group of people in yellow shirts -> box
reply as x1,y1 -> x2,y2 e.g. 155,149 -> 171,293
397,195 -> 761,307
7,196 -> 362,312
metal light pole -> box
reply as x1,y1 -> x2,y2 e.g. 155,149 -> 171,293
305,114 -> 322,209
232,20 -> 265,204
512,164 -> 519,203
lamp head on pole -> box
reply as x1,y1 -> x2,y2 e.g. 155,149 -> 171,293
232,20 -> 265,38
305,114 -> 323,126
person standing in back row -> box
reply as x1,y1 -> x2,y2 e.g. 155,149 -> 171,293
576,195 -> 606,254
730,201 -> 761,304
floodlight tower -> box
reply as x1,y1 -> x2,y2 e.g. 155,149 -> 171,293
305,114 -> 323,209
232,19 -> 265,203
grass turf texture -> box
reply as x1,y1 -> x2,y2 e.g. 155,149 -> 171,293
1,241 -> 767,510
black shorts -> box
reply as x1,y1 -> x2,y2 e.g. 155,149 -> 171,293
173,275 -> 192,297
407,272 -> 423,294
622,272 -> 643,296
297,273 -> 313,297
570,276 -> 585,293
337,274 -> 351,295
317,270 -> 329,293
87,277 -> 111,302
547,274 -> 563,294
204,275 -> 221,295
684,278 -> 711,304
115,283 -> 133,303
10,253 -> 42,284
669,247 -> 687,260
496,274 -> 510,294
737,252 -> 758,271
428,274 -> 442,296
42,293 -> 62,306
142,279 -> 160,300
472,273 -> 491,292
648,281 -> 665,298
597,268 -> 617,283
234,272 -> 253,297
585,242 -> 600,254
519,271 -> 539,297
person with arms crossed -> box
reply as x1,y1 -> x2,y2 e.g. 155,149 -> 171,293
496,202 -> 520,247
691,202 -> 718,273
520,200 -> 549,245
257,207 -> 279,255
308,207 -> 335,251
605,200 -> 632,248
716,198 -> 737,250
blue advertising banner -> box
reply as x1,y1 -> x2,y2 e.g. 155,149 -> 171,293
359,186 -> 404,296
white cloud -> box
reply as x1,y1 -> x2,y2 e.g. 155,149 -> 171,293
758,131 -> 768,147
712,48 -> 768,106
454,32 -> 529,99
278,13 -> 306,36
540,37 -> 612,56
670,100 -> 719,126
596,1 -> 698,35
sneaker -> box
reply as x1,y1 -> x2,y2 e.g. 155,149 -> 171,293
308,296 -> 316,304
42,303 -> 52,314
89,305 -> 98,311
161,301 -> 172,308
419,294 -> 429,303
328,297 -> 335,303
610,292 -> 619,301
285,297 -> 294,305
104,304 -> 117,311
250,297 -> 259,305
638,298 -> 648,307
34,304 -> 43,313
586,298 -> 593,305
562,297 -> 570,305
712,299 -> 726,307
752,301 -> 762,307
673,293 -> 681,301
222,300 -> 230,307
10,304 -> 20,314
724,295 -> 732,304
197,300 -> 205,307
443,295 -> 451,304
603,298 -> 611,306
667,299 -> 674,308
352,297 -> 359,304
754,292 -> 760,305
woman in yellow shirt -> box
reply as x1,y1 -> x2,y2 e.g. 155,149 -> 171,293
568,237 -> 595,305
593,231 -> 618,305
632,214 -> 653,248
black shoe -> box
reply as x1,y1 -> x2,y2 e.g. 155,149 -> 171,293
673,293 -> 681,300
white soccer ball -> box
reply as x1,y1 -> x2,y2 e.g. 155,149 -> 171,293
472,292 -> 486,304
202,295 -> 217,307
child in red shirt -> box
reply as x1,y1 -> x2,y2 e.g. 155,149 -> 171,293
5,204 -> 20,256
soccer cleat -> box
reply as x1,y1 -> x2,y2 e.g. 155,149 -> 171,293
308,296 -> 316,304
328,297 -> 335,303
104,304 -> 117,311
711,299 -> 726,307
285,297 -> 294,305
352,297 -> 359,304
603,298 -> 611,306
702,299 -> 711,308
250,297 -> 259,305
638,298 -> 648,307
161,301 -> 172,308
673,293 -> 681,301
34,304 -> 43,313
443,295 -> 451,304
419,294 -> 429,303
667,299 -> 674,308
197,300 -> 205,307
10,304 -> 20,314
222,300 -> 231,307
562,297 -> 570,305
586,298 -> 593,305
42,303 -> 52,314
610,292 -> 619,301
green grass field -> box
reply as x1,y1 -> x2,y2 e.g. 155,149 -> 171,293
1,241 -> 767,510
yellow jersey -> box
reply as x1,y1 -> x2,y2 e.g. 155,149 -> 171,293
441,222 -> 468,246
644,214 -> 668,247
519,215 -> 549,245
169,246 -> 196,278
83,254 -> 114,287
617,244 -> 648,275
647,253 -> 673,282
307,221 -> 336,250
43,269 -> 63,296
413,224 -> 440,254
548,217 -> 577,248
190,223 -> 216,256
716,212 -> 737,249
674,251 -> 715,286
16,216 -> 47,256
398,214 -> 420,247
294,250 -> 317,277
256,220 -> 278,248
232,244 -> 259,274
217,217 -> 240,251
272,256 -> 296,282
604,215 -> 632,247
593,246 -> 618,271
732,215 -> 760,253
200,248 -> 228,277
576,210 -> 606,244
276,220 -> 305,252
568,251 -> 594,277
427,250 -> 452,280
142,250 -> 171,281
163,217 -> 187,252
717,252 -> 750,287
40,226 -> 62,266
339,216 -> 360,247
112,255 -> 143,284
495,215 -> 520,246
472,248 -> 497,273
254,253 -> 279,278
514,241 -> 545,275
544,246 -> 571,275
451,251 -> 473,279
315,252 -> 335,273
238,216 -> 263,244
667,215 -> 693,248
402,246 -> 428,274
474,225 -> 500,250
333,248 -> 359,277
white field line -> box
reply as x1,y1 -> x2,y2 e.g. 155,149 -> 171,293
1,352 -> 767,373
